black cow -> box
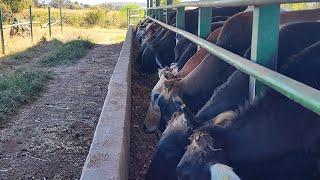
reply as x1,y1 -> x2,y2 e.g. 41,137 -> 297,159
156,12 -> 253,132
144,8 -> 320,133
137,9 -> 198,74
177,41 -> 320,180
172,6 -> 247,73
145,21 -> 320,180
196,21 -> 320,122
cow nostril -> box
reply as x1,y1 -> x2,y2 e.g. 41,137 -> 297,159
143,124 -> 147,131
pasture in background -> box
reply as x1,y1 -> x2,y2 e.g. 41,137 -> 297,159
0,3 -> 142,57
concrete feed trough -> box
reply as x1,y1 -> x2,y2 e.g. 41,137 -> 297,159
80,26 -> 133,180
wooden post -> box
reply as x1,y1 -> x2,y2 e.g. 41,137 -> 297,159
48,7 -> 52,38
29,6 -> 33,42
166,0 -> 173,23
0,9 -> 5,54
127,8 -> 129,27
60,7 -> 63,34
128,9 -> 131,26
250,4 -> 280,101
198,0 -> 212,39
176,7 -> 185,30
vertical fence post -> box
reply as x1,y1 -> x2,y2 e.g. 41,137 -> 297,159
127,8 -> 129,27
147,0 -> 150,16
166,0 -> 173,23
29,6 -> 33,42
250,4 -> 280,101
48,7 -> 52,38
150,0 -> 154,17
155,0 -> 163,21
60,7 -> 63,34
198,0 -> 212,39
0,9 -> 5,54
128,9 -> 131,26
176,7 -> 185,30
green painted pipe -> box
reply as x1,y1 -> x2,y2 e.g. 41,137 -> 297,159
148,0 -> 318,9
176,7 -> 185,30
147,16 -> 320,115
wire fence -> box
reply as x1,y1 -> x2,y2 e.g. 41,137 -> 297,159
0,6 -> 64,55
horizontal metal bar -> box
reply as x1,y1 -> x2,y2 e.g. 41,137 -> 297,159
148,0 -> 319,9
129,16 -> 146,18
147,16 -> 320,115
3,21 -> 41,29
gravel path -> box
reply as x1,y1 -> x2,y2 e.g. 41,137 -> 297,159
0,43 -> 122,180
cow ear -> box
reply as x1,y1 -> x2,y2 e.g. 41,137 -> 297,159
163,80 -> 175,92
211,111 -> 237,127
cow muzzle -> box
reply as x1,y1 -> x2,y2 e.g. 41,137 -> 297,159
143,103 -> 161,134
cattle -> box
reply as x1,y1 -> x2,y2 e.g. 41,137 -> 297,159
143,8 -> 320,133
176,41 -> 320,180
148,11 -> 254,133
145,21 -> 320,180
143,27 -> 223,134
137,6 -> 248,75
196,21 -> 320,122
137,9 -> 199,74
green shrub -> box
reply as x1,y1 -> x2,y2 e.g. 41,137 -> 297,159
84,9 -> 104,27
42,39 -> 94,66
0,70 -> 50,122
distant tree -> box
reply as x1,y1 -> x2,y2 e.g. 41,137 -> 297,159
3,0 -> 34,13
160,0 -> 180,5
49,0 -> 64,8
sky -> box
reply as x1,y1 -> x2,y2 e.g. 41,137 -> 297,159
70,0 -> 146,5
69,0 -> 193,5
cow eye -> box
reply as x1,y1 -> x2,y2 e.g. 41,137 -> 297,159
154,93 -> 160,100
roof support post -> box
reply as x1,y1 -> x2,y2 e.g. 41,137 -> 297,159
166,0 -> 173,23
250,4 -> 280,101
176,7 -> 185,30
156,0 -> 163,21
198,0 -> 212,39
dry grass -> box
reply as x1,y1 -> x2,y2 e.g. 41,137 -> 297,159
0,26 -> 126,58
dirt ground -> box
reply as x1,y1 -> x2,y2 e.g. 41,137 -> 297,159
0,43 -> 122,179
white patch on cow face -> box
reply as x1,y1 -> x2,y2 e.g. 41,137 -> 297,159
163,113 -> 190,135
210,164 -> 241,180
153,75 -> 167,96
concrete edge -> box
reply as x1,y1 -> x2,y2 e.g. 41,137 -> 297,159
80,26 -> 133,180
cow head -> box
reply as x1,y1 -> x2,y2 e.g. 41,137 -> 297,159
176,131 -> 228,180
143,69 -> 179,133
145,112 -> 192,180
146,102 -> 199,180
156,79 -> 183,132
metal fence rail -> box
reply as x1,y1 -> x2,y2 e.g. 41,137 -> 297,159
0,6 -> 63,54
127,9 -> 146,27
148,0 -> 319,9
145,0 -> 320,115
